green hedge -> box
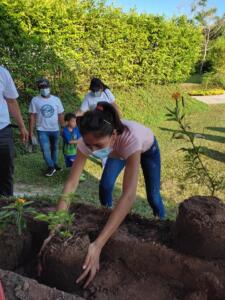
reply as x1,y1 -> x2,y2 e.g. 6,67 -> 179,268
0,0 -> 202,100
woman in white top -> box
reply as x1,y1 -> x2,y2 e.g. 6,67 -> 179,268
76,78 -> 120,167
76,78 -> 119,116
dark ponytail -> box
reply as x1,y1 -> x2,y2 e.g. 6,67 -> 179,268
77,102 -> 125,138
89,77 -> 109,92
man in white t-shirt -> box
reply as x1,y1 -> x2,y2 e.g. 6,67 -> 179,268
29,79 -> 64,177
0,66 -> 28,196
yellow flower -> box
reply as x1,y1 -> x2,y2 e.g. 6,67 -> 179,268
16,198 -> 26,205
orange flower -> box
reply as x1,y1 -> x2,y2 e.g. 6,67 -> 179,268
172,92 -> 181,101
16,198 -> 26,205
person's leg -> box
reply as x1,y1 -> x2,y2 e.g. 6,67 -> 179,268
37,131 -> 54,168
99,158 -> 126,208
101,157 -> 108,168
0,126 -> 14,196
49,131 -> 59,167
141,139 -> 165,219
64,155 -> 76,168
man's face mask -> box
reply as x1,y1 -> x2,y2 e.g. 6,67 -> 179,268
40,88 -> 50,97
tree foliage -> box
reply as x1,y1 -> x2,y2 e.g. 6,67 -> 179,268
0,0 -> 202,99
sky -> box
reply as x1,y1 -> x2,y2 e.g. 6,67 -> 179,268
106,0 -> 224,17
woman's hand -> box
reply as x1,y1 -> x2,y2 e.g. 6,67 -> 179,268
76,242 -> 101,288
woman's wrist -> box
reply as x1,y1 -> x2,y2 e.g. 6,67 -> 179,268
94,236 -> 106,250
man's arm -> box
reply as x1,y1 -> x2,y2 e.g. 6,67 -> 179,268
58,113 -> 65,128
6,99 -> 28,143
29,113 -> 36,138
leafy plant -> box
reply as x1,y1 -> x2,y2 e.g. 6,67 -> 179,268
0,198 -> 36,235
166,92 -> 224,196
0,0 -> 202,93
202,71 -> 225,89
35,210 -> 75,239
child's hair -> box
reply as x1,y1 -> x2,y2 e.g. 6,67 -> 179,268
77,102 -> 125,138
64,113 -> 76,122
89,77 -> 109,92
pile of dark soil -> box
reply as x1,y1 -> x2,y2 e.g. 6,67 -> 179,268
0,196 -> 225,300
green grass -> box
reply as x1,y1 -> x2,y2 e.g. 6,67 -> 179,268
186,73 -> 203,84
14,85 -> 225,220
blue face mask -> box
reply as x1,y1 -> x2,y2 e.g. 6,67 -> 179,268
92,147 -> 113,159
40,88 -> 50,97
93,91 -> 102,97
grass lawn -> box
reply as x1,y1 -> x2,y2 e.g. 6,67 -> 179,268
14,85 -> 225,220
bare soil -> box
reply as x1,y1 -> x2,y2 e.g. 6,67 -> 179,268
0,196 -> 225,300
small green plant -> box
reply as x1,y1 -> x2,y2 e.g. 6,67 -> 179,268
166,92 -> 224,196
0,198 -> 36,235
35,210 -> 75,239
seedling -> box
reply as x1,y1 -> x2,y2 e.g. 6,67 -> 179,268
166,93 -> 224,196
0,198 -> 36,235
35,210 -> 75,239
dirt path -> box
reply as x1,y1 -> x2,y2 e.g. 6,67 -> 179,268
192,93 -> 225,104
14,183 -> 59,197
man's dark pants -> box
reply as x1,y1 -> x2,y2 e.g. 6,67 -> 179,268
0,125 -> 14,196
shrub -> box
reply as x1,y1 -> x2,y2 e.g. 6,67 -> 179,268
202,71 -> 225,89
0,0 -> 202,95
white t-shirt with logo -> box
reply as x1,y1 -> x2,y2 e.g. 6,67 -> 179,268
80,89 -> 115,112
29,95 -> 64,131
0,66 -> 19,130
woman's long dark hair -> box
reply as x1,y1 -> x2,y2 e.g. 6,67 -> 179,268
89,77 -> 109,92
77,102 -> 125,138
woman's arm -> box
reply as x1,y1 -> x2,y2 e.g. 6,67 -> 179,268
75,109 -> 84,117
77,151 -> 141,287
57,149 -> 87,211
38,150 -> 87,261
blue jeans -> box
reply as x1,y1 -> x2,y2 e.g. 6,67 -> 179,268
99,138 -> 165,218
64,155 -> 76,168
37,131 -> 59,168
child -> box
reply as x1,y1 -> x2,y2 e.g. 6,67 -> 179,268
62,113 -> 85,181
62,113 -> 80,168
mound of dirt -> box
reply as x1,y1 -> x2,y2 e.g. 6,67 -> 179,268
0,196 -> 225,300
40,201 -> 225,299
0,269 -> 84,300
42,234 -> 90,294
172,196 -> 225,259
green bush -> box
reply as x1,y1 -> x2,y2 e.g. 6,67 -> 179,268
0,0 -> 202,99
202,71 -> 225,89
207,37 -> 225,72
188,88 -> 224,96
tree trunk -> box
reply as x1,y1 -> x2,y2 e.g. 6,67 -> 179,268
200,27 -> 210,74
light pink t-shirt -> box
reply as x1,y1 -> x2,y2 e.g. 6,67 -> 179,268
78,120 -> 154,160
